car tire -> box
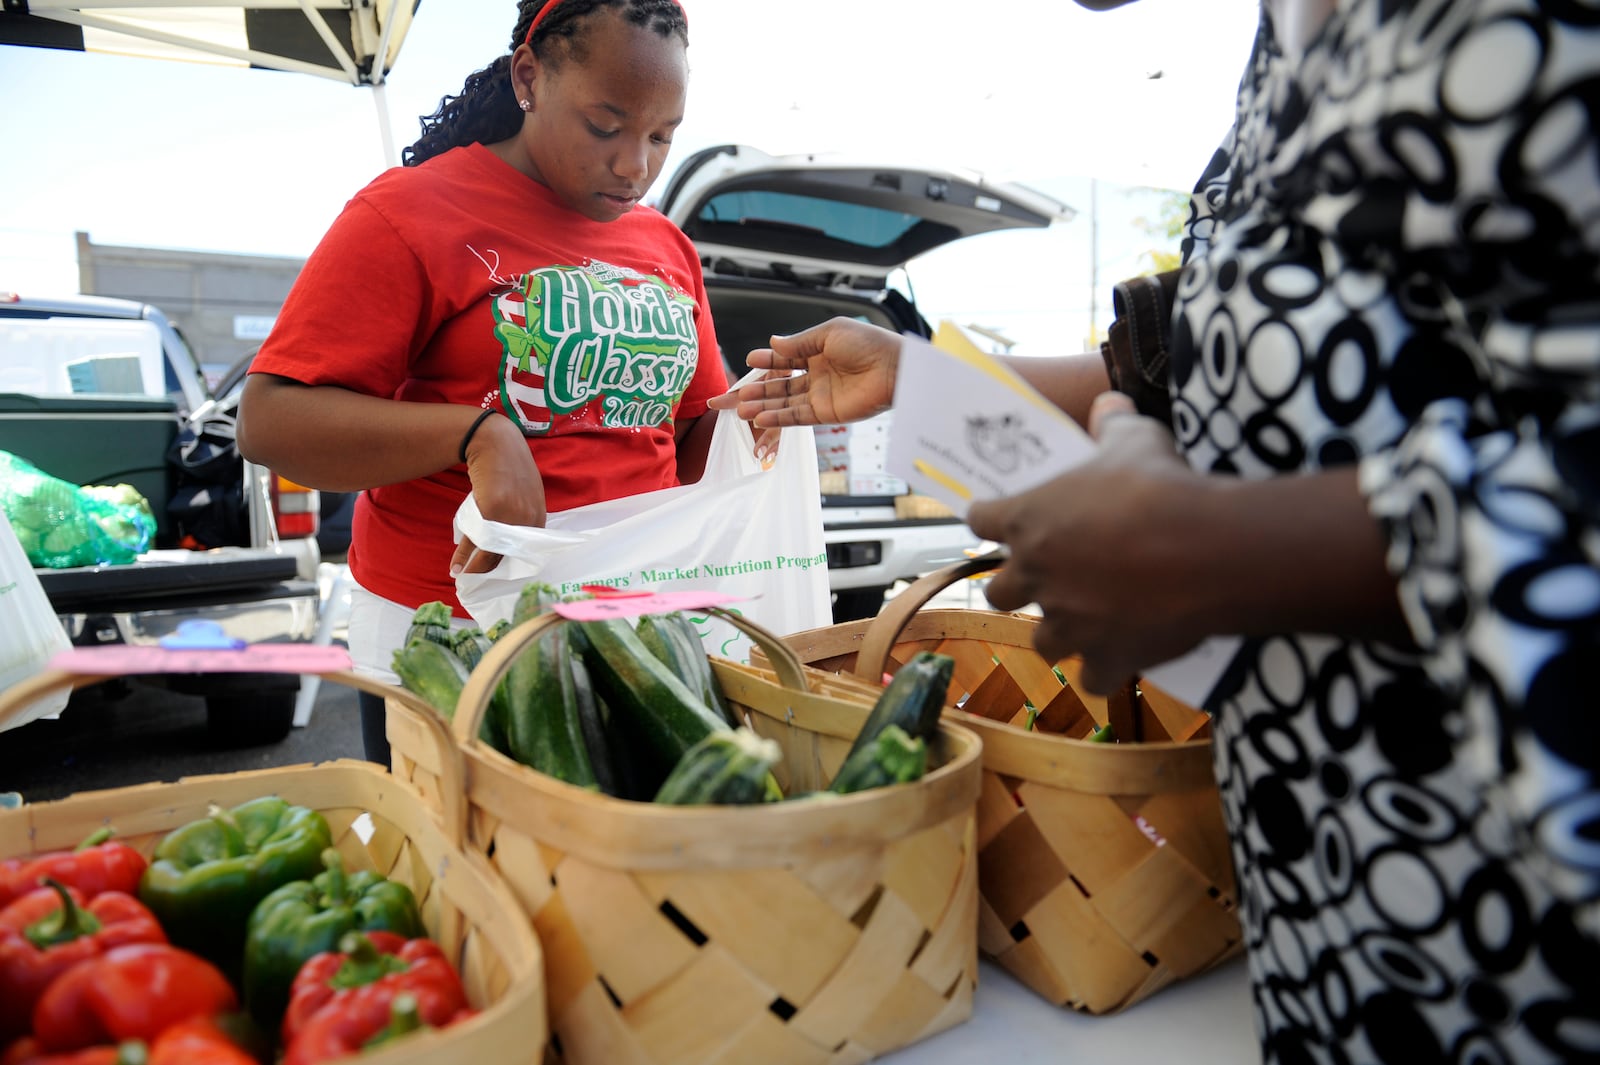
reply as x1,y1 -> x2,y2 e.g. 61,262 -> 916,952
831,587 -> 887,624
205,690 -> 296,747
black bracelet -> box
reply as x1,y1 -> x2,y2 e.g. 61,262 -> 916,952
458,408 -> 500,464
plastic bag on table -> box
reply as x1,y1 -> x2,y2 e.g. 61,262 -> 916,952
455,404 -> 832,665
0,450 -> 155,568
0,505 -> 73,732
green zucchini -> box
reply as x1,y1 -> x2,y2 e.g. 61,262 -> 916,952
569,618 -> 660,792
446,626 -> 514,752
574,618 -> 730,770
842,652 -> 954,763
478,702 -> 511,755
596,691 -> 668,801
635,612 -> 697,691
654,728 -> 782,805
663,612 -> 739,726
449,627 -> 490,670
829,724 -> 928,794
511,582 -> 561,627
504,619 -> 598,790
567,650 -> 618,796
405,601 -> 455,649
392,638 -> 471,719
637,613 -> 739,728
479,615 -> 519,753
1087,723 -> 1117,743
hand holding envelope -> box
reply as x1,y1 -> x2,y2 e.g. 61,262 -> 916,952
885,335 -> 1241,708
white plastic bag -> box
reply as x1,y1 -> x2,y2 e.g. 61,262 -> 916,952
0,504 -> 73,732
455,405 -> 832,664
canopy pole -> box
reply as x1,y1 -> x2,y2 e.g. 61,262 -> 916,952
372,82 -> 399,169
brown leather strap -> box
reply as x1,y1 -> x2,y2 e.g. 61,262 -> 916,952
1100,269 -> 1181,427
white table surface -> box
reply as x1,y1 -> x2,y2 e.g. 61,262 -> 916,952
881,957 -> 1259,1064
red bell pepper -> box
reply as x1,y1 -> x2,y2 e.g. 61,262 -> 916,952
3,1018 -> 257,1065
0,881 -> 166,1042
0,832 -> 146,910
29,943 -> 237,1053
279,931 -> 406,1043
0,1038 -> 144,1065
282,991 -> 474,1065
280,933 -> 474,1065
145,1016 -> 258,1065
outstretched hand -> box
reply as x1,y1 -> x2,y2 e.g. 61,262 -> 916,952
449,412 -> 546,578
706,317 -> 903,427
968,392 -> 1214,694
754,427 -> 782,467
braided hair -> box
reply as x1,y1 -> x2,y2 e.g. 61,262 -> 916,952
403,0 -> 688,167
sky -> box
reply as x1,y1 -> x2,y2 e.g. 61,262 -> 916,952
0,0 -> 1261,356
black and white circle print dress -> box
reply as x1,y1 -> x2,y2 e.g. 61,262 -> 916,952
1167,1 -> 1600,1061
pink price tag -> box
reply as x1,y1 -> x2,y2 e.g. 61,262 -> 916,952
51,644 -> 354,676
577,584 -> 653,598
552,589 -> 749,622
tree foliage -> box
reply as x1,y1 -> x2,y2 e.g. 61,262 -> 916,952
1133,189 -> 1189,275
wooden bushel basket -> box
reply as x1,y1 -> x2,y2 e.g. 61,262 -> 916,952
385,608 -> 984,1065
778,558 -> 1243,1016
0,664 -> 548,1065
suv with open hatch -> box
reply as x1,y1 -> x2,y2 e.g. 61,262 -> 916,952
0,292 -> 322,745
655,144 -> 1075,620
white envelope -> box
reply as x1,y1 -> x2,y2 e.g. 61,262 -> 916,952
886,334 -> 1239,709
886,335 -> 1095,517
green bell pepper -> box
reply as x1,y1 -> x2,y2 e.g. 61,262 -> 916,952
242,847 -> 424,1028
137,796 -> 334,977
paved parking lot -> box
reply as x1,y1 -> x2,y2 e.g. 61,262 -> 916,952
0,654 -> 366,805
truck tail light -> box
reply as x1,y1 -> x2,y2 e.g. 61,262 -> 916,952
826,541 -> 882,569
270,475 -> 320,540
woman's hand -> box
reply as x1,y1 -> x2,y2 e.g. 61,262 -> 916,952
449,412 -> 546,577
969,392 -> 1405,694
706,317 -> 902,427
754,427 -> 782,467
968,393 -> 1214,694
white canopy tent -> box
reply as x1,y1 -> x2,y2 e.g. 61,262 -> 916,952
0,0 -> 419,165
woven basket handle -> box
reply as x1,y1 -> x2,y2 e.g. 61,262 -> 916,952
0,664 -> 472,849
450,605 -> 811,750
853,554 -> 1008,680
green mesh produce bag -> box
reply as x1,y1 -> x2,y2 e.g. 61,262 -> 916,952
0,451 -> 156,568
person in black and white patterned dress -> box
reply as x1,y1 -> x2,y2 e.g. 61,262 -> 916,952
711,1 -> 1600,1060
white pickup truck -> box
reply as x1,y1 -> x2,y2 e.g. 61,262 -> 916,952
0,292 -> 322,744
656,145 -> 1074,619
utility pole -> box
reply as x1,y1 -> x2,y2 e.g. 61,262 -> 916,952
1087,177 -> 1100,348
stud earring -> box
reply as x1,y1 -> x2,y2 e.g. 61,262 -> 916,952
519,99 -> 532,112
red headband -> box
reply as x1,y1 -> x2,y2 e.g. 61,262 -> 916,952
524,0 -> 686,45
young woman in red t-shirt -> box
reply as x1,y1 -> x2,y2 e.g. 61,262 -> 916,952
239,0 -> 729,763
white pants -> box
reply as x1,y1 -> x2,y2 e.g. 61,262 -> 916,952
346,580 -> 478,684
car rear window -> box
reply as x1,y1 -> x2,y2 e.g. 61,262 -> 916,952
697,191 -> 920,250
0,315 -> 168,399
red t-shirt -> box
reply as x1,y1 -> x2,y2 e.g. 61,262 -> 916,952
250,143 -> 726,614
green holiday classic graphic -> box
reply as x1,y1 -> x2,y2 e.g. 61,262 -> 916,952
493,261 -> 699,436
